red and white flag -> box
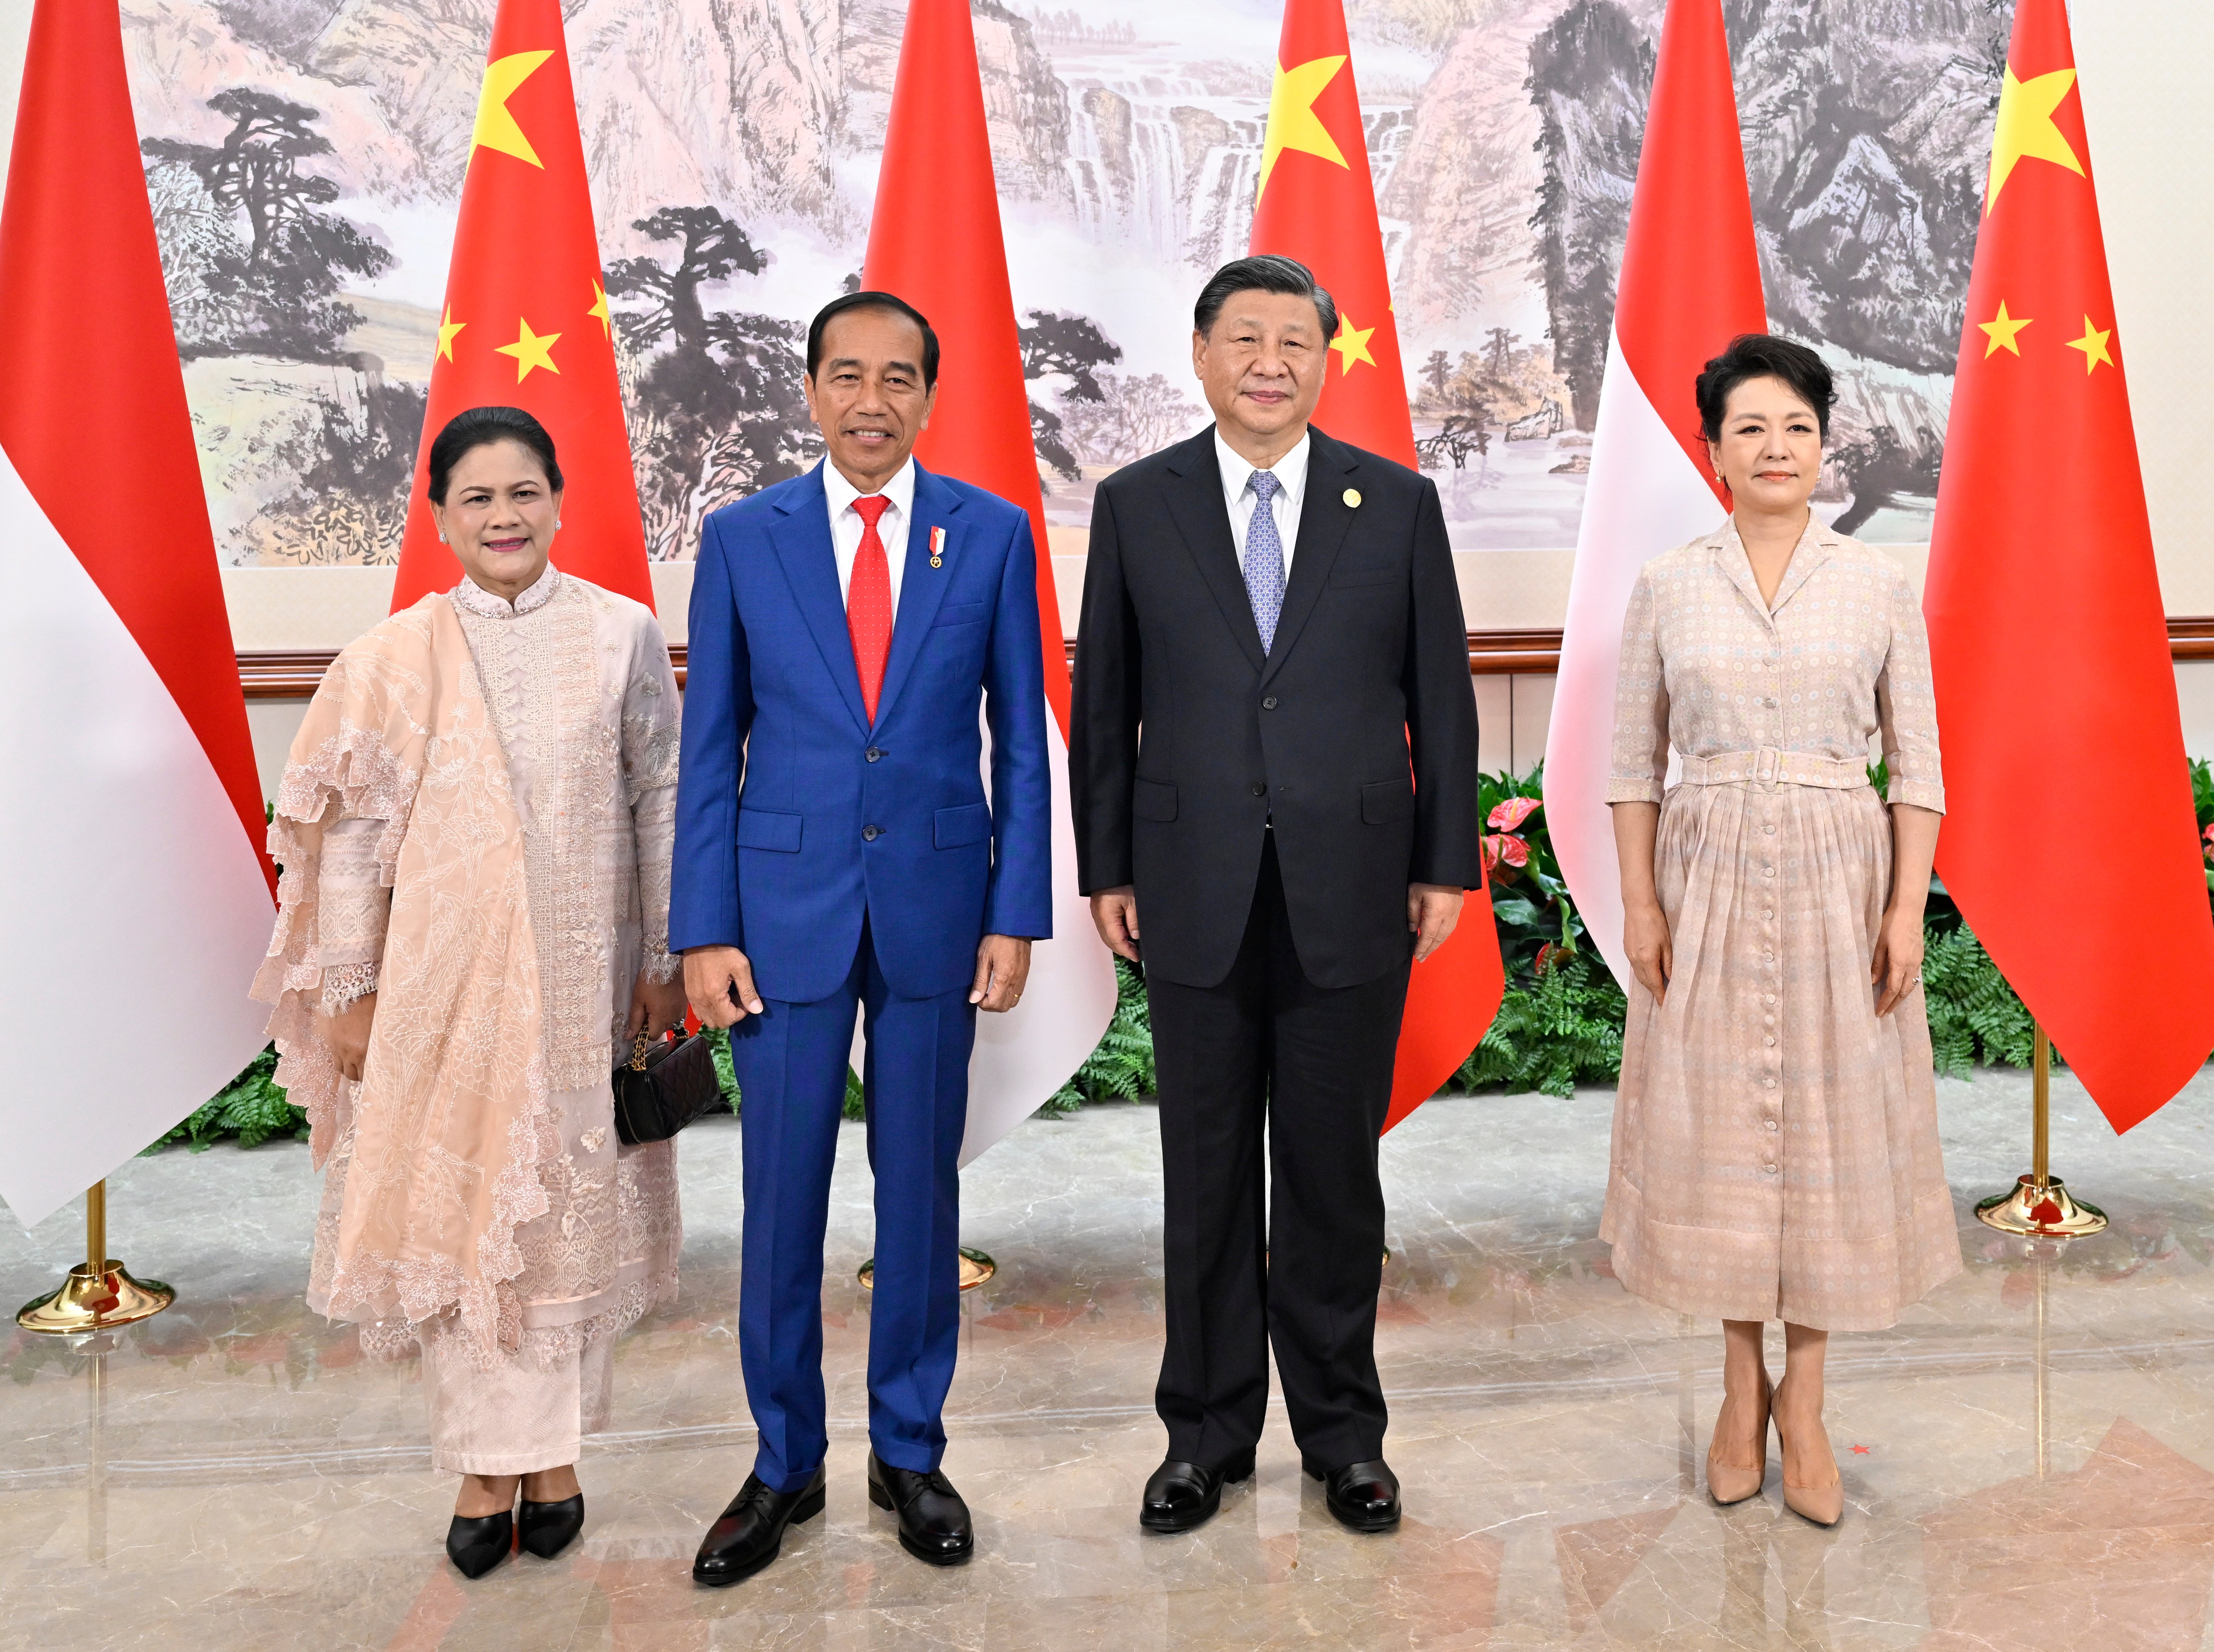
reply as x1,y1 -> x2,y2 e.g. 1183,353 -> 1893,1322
864,0 -> 1116,1162
1543,0 -> 1765,984
1247,0 -> 1505,1129
0,0 -> 275,1227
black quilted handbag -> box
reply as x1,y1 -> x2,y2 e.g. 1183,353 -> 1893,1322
611,1029 -> 722,1145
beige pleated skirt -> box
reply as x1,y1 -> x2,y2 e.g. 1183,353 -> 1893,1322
1601,779 -> 1961,1331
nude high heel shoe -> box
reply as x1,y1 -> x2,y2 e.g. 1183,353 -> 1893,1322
1772,1379 -> 1843,1527
1705,1374 -> 1771,1506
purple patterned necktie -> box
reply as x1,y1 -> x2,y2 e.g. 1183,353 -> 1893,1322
1243,468 -> 1285,652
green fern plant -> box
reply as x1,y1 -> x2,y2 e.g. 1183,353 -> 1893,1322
148,1045 -> 307,1152
1047,958 -> 1155,1114
1922,926 -> 2037,1075
1454,951 -> 1627,1098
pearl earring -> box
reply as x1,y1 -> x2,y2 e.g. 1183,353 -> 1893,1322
438,532 -> 447,543
557,518 -> 563,528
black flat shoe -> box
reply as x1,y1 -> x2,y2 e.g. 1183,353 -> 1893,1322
866,1451 -> 973,1565
1139,1447 -> 1255,1534
1303,1456 -> 1402,1532
518,1493 -> 585,1559
692,1466 -> 827,1587
446,1509 -> 514,1579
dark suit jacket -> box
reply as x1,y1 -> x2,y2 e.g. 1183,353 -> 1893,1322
1070,426 -> 1482,990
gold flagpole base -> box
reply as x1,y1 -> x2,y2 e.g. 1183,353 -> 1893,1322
859,1248 -> 996,1293
1974,1174 -> 2108,1239
16,1260 -> 174,1334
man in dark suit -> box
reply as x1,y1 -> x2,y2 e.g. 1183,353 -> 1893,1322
1071,255 -> 1482,1535
674,292 -> 1052,1583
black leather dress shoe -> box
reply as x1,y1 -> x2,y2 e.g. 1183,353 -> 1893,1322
692,1466 -> 827,1587
518,1493 -> 585,1559
1302,1456 -> 1402,1532
1139,1447 -> 1256,1534
446,1509 -> 513,1579
867,1451 -> 974,1565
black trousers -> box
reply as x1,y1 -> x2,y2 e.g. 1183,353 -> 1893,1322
1146,835 -> 1412,1472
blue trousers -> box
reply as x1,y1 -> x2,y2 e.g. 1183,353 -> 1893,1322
728,925 -> 974,1493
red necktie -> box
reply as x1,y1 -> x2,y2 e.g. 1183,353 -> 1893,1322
847,494 -> 895,722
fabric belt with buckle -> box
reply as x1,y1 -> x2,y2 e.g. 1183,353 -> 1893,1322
1676,748 -> 1869,790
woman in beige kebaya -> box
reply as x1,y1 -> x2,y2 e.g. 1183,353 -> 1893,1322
1603,335 -> 1959,1527
255,406 -> 686,1577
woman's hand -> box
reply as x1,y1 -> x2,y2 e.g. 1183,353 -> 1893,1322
318,993 -> 377,1083
1622,899 -> 1674,1007
629,967 -> 691,1041
1871,904 -> 1925,1017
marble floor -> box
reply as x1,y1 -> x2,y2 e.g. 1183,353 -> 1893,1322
6,1069 -> 2214,1650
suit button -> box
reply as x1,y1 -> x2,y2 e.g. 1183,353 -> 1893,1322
1249,782 -> 1267,797
863,825 -> 881,841
1262,696 -> 1278,710
865,747 -> 884,763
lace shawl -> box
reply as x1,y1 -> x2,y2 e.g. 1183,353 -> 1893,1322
252,596 -> 554,1360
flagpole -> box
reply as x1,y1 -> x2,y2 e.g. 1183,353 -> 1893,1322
15,1180 -> 174,1333
1973,1021 -> 2108,1238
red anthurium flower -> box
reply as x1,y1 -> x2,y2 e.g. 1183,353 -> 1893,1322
1489,796 -> 1541,832
1482,832 -> 1530,872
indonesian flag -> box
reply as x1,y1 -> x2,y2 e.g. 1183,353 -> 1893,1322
390,0 -> 650,611
1542,0 -> 1765,987
1249,0 -> 1505,1129
1925,0 -> 2214,1131
864,0 -> 1116,1163
0,0 -> 274,1226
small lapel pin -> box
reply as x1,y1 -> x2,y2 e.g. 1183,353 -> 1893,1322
929,525 -> 945,568
1343,488 -> 1362,508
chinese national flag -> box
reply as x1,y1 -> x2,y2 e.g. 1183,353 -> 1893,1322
389,0 -> 649,611
1249,0 -> 1505,1130
1925,0 -> 2214,1131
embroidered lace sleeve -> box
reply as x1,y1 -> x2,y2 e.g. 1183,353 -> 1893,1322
623,616 -> 683,981
318,816 -> 391,1011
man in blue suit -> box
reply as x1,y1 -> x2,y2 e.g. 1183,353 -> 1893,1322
674,292 -> 1052,1584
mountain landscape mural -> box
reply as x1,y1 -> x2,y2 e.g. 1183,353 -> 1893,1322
121,0 -> 2011,565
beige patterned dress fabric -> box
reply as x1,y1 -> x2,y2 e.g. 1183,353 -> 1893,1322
262,568 -> 683,1475
1600,520 -> 1961,1332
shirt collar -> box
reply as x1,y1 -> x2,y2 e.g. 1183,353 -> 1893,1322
1214,427 -> 1310,506
451,563 -> 561,619
823,455 -> 916,523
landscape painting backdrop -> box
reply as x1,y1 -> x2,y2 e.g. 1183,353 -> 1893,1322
120,0 -> 2013,566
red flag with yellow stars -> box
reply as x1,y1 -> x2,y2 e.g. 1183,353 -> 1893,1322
1925,0 -> 2214,1130
1247,0 -> 1504,1131
389,0 -> 649,610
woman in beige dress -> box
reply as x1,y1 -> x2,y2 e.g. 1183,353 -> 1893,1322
255,406 -> 686,1576
1603,336 -> 1958,1527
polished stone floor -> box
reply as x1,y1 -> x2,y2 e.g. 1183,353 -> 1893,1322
5,1068 -> 2214,1650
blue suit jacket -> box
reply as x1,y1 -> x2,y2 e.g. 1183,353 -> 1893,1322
670,460 -> 1054,1003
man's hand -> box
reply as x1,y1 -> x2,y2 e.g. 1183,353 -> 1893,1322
970,935 -> 1032,1012
628,967 -> 691,1041
317,992 -> 376,1084
684,945 -> 765,1029
1407,884 -> 1464,963
1089,887 -> 1140,963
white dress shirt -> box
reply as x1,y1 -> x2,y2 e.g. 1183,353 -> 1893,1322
1214,426 -> 1309,575
824,456 -> 916,612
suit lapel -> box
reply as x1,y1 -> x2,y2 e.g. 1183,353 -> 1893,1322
872,464 -> 963,728
1261,428 -> 1357,685
769,464 -> 870,735
1163,431 -> 1267,672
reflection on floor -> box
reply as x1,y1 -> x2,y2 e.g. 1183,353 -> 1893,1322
5,1068 -> 2214,1650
